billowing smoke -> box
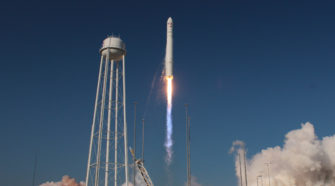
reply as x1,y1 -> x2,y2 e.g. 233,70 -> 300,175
40,175 -> 85,186
184,176 -> 203,186
233,122 -> 335,186
121,170 -> 148,186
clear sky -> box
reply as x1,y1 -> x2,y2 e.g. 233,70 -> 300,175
1,0 -> 335,185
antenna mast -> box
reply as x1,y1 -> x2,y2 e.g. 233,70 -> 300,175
185,104 -> 191,186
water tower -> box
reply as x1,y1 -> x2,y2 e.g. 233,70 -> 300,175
85,36 -> 129,186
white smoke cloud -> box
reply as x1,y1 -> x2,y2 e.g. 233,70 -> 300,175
184,176 -> 202,186
233,122 -> 335,186
40,175 -> 85,186
121,170 -> 148,186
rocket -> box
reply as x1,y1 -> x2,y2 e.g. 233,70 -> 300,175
165,17 -> 173,79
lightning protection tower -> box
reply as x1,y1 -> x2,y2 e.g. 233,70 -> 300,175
86,36 -> 129,186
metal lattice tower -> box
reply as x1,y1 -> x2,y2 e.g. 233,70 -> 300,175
86,36 -> 129,186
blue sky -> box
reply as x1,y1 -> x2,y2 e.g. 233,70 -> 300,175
1,0 -> 335,185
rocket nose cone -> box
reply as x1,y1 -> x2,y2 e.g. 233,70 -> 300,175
167,17 -> 173,23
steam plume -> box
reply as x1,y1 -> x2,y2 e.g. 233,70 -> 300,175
121,170 -> 148,186
184,176 -> 203,186
233,122 -> 335,186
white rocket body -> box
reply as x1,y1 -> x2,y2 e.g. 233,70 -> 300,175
165,17 -> 173,78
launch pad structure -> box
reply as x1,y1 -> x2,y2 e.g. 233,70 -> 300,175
130,148 -> 154,186
85,17 -> 173,186
85,36 -> 129,186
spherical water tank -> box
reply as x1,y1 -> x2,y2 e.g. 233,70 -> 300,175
100,36 -> 126,60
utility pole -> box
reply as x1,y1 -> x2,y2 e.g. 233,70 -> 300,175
265,162 -> 271,186
188,116 -> 191,186
257,176 -> 259,186
239,152 -> 243,186
32,153 -> 37,186
142,119 -> 145,161
257,175 -> 263,186
133,102 -> 137,186
243,147 -> 248,186
185,104 -> 191,186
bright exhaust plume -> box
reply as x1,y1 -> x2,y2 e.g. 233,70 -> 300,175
165,76 -> 173,165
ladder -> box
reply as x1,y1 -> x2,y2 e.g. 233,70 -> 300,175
130,148 -> 154,186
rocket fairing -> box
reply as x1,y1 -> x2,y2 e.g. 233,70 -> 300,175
165,17 -> 173,79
